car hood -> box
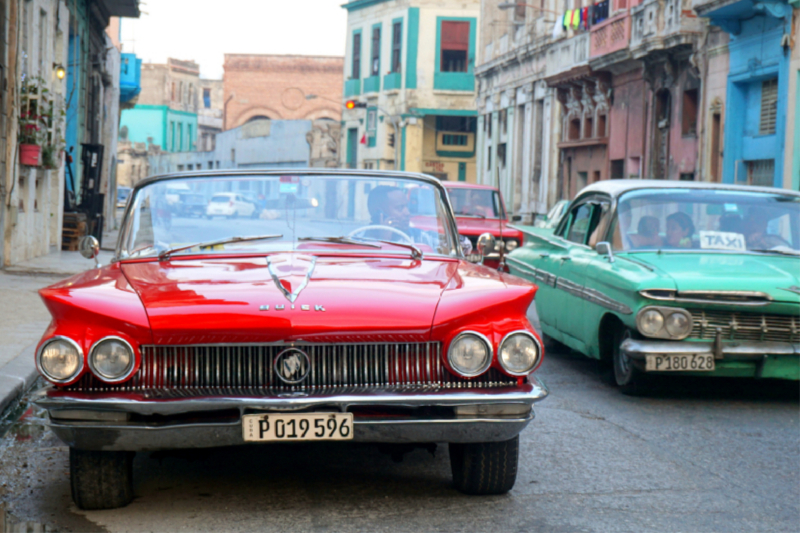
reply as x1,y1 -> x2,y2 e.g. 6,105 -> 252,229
121,254 -> 461,344
453,217 -> 521,238
631,252 -> 800,304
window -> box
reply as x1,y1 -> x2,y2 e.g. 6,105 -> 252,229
569,118 -> 580,140
437,116 -> 476,133
679,173 -> 695,181
21,0 -> 28,77
208,161 -> 214,169
584,116 -> 593,138
610,159 -> 624,179
352,32 -> 361,78
371,26 -> 381,76
597,113 -> 607,137
442,134 -> 468,146
203,88 -> 211,108
38,9 -> 46,74
391,22 -> 402,73
177,164 -> 184,171
564,203 -> 594,244
440,21 -> 469,73
497,143 -> 507,168
748,159 -> 774,186
487,147 -> 492,169
759,78 -> 777,135
682,89 -> 698,136
577,171 -> 588,191
171,82 -> 176,101
188,124 -> 193,150
187,164 -> 193,171
500,109 -> 507,134
485,114 -> 492,137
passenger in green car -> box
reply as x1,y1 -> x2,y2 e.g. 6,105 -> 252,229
665,212 -> 695,248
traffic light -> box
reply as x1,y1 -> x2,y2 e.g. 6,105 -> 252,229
388,133 -> 395,147
345,100 -> 368,110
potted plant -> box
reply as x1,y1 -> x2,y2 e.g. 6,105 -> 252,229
41,100 -> 66,170
19,76 -> 50,167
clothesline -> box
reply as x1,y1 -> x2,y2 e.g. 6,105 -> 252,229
551,0 -> 611,38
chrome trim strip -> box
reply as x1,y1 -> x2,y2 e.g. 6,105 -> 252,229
498,330 -> 542,377
36,336 -> 85,385
640,289 -> 774,307
448,331 -> 494,378
87,336 -> 137,384
507,256 -> 556,287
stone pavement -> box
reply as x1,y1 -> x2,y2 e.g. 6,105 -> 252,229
0,224 -> 119,415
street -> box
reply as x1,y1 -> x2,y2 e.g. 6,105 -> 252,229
0,302 -> 797,532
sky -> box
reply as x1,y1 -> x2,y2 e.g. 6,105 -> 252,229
119,0 -> 348,79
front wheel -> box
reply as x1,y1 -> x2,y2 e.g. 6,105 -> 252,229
450,436 -> 518,495
70,448 -> 134,510
613,327 -> 648,396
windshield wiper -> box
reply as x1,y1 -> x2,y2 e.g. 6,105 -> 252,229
357,237 -> 424,260
298,236 -> 382,249
158,234 -> 284,261
749,248 -> 800,257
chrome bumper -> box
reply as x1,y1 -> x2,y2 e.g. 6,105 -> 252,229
33,379 -> 548,452
621,339 -> 800,361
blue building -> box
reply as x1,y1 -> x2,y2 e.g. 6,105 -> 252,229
696,0 -> 794,187
120,53 -> 142,104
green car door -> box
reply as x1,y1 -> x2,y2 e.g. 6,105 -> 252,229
507,230 -> 564,330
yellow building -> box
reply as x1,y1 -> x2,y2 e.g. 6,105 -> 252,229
341,0 -> 480,183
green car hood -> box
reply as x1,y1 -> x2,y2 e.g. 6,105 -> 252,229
630,252 -> 800,304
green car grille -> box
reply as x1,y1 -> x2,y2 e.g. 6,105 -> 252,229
688,310 -> 800,343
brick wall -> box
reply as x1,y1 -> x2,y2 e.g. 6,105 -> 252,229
223,54 -> 344,130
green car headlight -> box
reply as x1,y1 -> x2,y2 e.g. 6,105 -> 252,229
37,337 -> 83,383
505,239 -> 519,251
636,307 -> 693,340
448,332 -> 492,377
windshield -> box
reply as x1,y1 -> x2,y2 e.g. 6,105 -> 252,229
612,189 -> 800,254
447,188 -> 505,218
120,174 -> 457,259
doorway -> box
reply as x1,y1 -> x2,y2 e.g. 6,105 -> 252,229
346,128 -> 358,169
653,89 -> 671,180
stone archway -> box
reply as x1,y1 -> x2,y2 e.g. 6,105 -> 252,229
232,106 -> 284,129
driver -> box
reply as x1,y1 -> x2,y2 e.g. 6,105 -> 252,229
366,186 -> 438,247
464,189 -> 493,218
744,210 -> 788,250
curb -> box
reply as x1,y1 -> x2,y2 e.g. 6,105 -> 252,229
0,345 -> 40,415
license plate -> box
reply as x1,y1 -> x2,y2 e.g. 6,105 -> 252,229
645,354 -> 715,372
242,413 -> 354,442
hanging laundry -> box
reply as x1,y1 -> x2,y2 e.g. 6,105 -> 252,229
571,9 -> 580,29
553,15 -> 565,38
563,10 -> 571,30
582,7 -> 589,29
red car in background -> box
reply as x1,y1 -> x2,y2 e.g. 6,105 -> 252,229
442,182 -> 523,269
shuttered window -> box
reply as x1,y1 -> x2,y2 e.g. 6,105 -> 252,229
748,159 -> 774,187
440,21 -> 469,72
352,33 -> 361,79
391,22 -> 402,73
759,78 -> 777,135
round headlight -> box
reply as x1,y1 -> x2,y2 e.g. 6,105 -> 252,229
638,309 -> 665,337
499,332 -> 540,375
89,337 -> 134,382
665,311 -> 691,338
505,239 -> 519,251
448,333 -> 492,377
38,337 -> 83,383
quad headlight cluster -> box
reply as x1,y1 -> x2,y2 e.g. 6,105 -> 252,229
37,336 -> 136,384
636,306 -> 693,340
448,330 -> 541,378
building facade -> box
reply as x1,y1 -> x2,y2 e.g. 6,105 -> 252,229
340,0 -> 481,182
223,54 -> 344,130
198,78 -> 223,152
0,0 -> 139,266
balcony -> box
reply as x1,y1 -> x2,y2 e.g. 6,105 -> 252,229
383,72 -> 402,90
590,11 -> 631,58
344,78 -> 361,98
630,0 -> 702,56
119,53 -> 141,104
363,75 -> 380,94
545,33 -> 591,81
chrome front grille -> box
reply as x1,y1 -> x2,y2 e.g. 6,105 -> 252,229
688,310 -> 800,343
67,343 -> 518,392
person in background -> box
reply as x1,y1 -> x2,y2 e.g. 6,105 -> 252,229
630,216 -> 662,248
665,212 -> 695,248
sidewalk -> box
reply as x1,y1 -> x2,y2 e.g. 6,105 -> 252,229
0,224 -> 119,414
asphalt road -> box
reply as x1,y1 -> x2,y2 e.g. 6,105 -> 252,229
0,308 -> 797,533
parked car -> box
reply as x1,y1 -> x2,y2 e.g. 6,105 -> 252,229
177,192 -> 207,218
206,192 -> 257,218
116,186 -> 132,208
507,180 -> 800,394
33,170 -> 548,510
441,182 -> 523,269
534,199 -> 569,229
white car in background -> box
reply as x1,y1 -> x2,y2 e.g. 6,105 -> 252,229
206,192 -> 257,219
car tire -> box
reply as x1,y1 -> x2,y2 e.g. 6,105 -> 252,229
230,211 -> 238,219
541,332 -> 565,353
70,448 -> 134,510
612,327 -> 648,396
450,436 -> 518,495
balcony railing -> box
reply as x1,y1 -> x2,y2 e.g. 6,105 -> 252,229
545,33 -> 591,79
631,0 -> 703,53
344,78 -> 361,98
590,11 -> 631,58
363,75 -> 381,94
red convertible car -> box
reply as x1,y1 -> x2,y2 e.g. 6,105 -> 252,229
32,170 -> 547,509
441,182 -> 524,269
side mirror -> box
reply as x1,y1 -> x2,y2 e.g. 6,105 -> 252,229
511,215 -> 522,222
79,235 -> 101,268
476,233 -> 497,264
596,241 -> 614,263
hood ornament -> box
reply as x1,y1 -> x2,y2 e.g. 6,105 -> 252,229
267,255 -> 317,303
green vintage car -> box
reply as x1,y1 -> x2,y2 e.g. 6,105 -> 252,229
507,180 -> 800,394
